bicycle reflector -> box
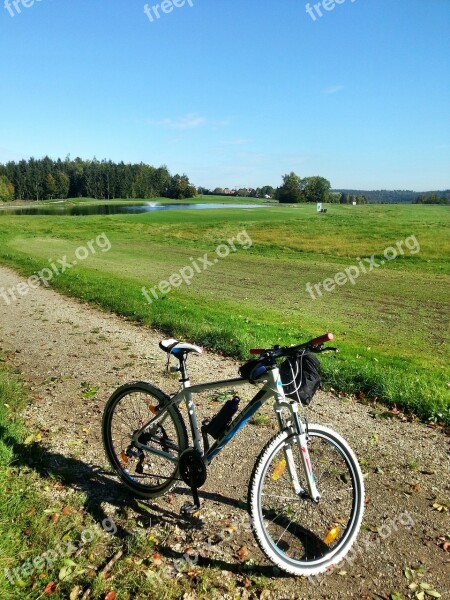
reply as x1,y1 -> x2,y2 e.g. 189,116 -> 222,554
323,526 -> 341,545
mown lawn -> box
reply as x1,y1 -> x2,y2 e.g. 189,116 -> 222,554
0,201 -> 448,422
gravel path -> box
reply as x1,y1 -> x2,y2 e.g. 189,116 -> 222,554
0,264 -> 448,600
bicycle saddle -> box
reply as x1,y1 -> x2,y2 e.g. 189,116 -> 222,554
159,339 -> 203,356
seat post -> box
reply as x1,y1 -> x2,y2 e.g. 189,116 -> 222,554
178,354 -> 190,383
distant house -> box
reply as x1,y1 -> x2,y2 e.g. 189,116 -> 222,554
264,194 -> 271,199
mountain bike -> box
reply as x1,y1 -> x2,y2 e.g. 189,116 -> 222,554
102,333 -> 364,576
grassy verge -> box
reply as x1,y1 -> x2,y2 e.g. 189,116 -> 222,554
0,204 -> 448,423
0,359 -> 114,599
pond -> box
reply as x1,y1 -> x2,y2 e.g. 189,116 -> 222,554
0,202 -> 264,216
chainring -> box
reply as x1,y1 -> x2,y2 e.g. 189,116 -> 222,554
179,448 -> 207,488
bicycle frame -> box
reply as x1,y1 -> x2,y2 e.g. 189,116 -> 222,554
133,366 -> 321,501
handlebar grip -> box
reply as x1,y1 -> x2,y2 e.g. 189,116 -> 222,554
309,332 -> 334,348
250,348 -> 265,355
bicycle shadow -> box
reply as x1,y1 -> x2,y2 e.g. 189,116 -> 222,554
0,425 -> 279,577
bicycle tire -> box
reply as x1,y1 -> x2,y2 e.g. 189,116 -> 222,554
248,424 -> 364,576
102,381 -> 188,498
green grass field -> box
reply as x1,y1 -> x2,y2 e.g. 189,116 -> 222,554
0,200 -> 448,422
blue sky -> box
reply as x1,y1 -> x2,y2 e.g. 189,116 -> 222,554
0,0 -> 449,190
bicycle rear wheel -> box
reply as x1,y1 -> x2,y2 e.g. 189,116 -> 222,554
102,382 -> 188,498
248,424 -> 364,576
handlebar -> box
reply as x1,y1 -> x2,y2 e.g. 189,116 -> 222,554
249,333 -> 335,358
309,332 -> 334,347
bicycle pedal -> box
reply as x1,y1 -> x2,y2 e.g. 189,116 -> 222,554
180,502 -> 200,518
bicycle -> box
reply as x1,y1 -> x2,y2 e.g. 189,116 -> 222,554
102,333 -> 365,576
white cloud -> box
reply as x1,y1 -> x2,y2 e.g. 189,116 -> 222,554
147,113 -> 206,130
217,138 -> 249,146
322,85 -> 345,95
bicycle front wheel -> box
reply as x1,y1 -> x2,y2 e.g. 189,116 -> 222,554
102,382 -> 188,498
248,424 -> 364,576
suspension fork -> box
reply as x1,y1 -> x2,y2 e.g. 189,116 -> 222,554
291,403 -> 321,502
272,373 -> 321,502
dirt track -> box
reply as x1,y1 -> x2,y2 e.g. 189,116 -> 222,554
0,264 -> 449,599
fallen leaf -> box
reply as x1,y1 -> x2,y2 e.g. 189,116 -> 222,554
426,592 -> 441,598
69,585 -> 81,600
420,583 -> 432,590
59,564 -> 74,581
236,545 -> 249,560
44,581 -> 57,595
105,593 -> 116,600
432,503 -> 448,513
187,569 -> 198,578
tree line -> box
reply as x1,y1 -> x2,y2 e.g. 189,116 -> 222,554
415,193 -> 450,205
0,157 -> 197,202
